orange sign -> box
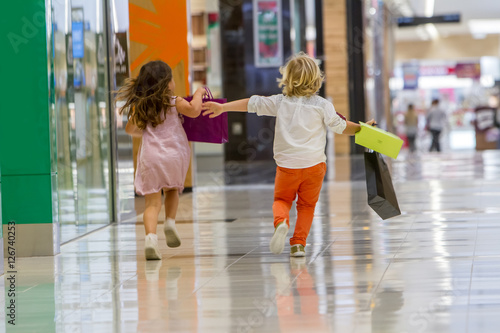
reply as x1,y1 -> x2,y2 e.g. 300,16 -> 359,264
129,0 -> 189,96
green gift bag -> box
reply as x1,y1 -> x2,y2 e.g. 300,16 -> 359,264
355,122 -> 404,159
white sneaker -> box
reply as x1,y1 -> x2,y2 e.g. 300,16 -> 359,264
145,233 -> 162,260
164,218 -> 181,248
269,220 -> 288,254
290,244 -> 306,257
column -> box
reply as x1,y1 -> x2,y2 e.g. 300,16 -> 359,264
0,0 -> 59,256
367,0 -> 394,132
220,0 -> 292,165
346,0 -> 367,154
323,0 -> 351,155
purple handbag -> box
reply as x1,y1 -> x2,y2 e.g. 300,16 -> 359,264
182,88 -> 228,144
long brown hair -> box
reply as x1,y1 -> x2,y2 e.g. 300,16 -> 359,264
116,60 -> 174,129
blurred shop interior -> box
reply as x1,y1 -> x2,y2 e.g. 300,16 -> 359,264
391,0 -> 500,152
44,0 -> 500,244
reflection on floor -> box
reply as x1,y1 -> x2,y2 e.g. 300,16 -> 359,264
59,188 -> 110,244
4,150 -> 500,332
58,159 -> 112,244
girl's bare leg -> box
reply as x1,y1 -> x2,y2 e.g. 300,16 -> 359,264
144,191 -> 162,235
143,191 -> 163,260
164,189 -> 181,247
164,189 -> 179,219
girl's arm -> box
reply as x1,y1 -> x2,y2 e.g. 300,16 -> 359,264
202,98 -> 250,118
125,119 -> 143,137
176,87 -> 207,118
342,119 -> 376,135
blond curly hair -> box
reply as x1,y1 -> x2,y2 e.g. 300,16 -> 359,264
277,52 -> 324,97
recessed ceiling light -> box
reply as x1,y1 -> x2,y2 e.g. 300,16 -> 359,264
469,19 -> 500,35
425,0 -> 435,17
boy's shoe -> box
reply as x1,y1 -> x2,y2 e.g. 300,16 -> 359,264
145,234 -> 162,260
290,244 -> 305,257
164,218 -> 181,248
270,219 -> 289,254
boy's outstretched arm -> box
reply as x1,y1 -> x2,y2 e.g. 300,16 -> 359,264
202,98 -> 250,118
342,119 -> 376,135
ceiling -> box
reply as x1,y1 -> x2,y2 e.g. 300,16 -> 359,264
392,0 -> 500,41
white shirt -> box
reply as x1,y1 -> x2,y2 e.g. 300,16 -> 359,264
248,94 -> 347,169
426,106 -> 447,131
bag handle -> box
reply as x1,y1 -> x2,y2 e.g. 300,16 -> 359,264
363,121 -> 377,154
203,86 -> 214,100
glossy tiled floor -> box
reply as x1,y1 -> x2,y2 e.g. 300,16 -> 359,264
3,150 -> 500,333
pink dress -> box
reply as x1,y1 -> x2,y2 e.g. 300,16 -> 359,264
135,98 -> 190,195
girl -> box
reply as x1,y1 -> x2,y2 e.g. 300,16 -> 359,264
202,52 -> 375,257
117,60 -> 206,260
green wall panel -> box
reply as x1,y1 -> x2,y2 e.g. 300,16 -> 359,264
0,181 -> 2,237
0,0 -> 55,228
1,174 -> 54,225
1,143 -> 2,237
0,0 -> 51,176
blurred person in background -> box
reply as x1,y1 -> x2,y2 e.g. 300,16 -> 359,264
426,99 -> 447,152
404,103 -> 418,153
495,95 -> 500,149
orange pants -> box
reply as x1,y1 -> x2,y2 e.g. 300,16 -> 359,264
273,162 -> 326,246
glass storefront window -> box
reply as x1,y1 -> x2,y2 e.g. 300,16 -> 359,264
290,0 -> 318,58
52,0 -> 113,243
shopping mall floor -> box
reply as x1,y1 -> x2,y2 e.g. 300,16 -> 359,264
3,149 -> 500,333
